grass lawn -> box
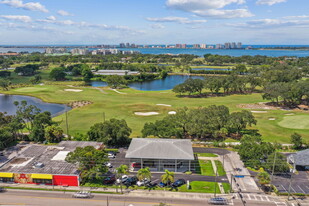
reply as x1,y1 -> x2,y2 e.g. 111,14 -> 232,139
196,160 -> 215,176
178,181 -> 222,193
1,83 -> 309,143
221,183 -> 231,194
214,160 -> 226,176
196,153 -> 218,157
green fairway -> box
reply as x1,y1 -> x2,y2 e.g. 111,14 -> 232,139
2,84 -> 309,143
278,115 -> 309,129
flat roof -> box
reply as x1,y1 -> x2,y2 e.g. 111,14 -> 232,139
0,141 -> 103,175
125,138 -> 194,160
290,149 -> 309,166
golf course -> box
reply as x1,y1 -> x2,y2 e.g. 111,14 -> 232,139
2,83 -> 309,143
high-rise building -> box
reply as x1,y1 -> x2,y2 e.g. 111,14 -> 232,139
71,48 -> 88,55
224,43 -> 231,49
119,43 -> 125,48
215,44 -> 222,49
125,43 -> 130,48
181,44 -> 187,49
231,42 -> 237,49
200,44 -> 207,49
237,42 -> 242,49
175,44 -> 182,48
193,44 -> 200,49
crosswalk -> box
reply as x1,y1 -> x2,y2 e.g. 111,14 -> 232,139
234,193 -> 274,202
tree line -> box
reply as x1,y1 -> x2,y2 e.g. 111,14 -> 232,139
142,105 -> 256,139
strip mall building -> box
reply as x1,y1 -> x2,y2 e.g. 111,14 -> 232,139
0,141 -> 102,187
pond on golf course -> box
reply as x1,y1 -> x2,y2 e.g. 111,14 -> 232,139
90,75 -> 205,91
0,94 -> 71,116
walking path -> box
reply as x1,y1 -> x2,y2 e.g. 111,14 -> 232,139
111,89 -> 127,94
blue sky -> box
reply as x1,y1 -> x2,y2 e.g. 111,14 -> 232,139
0,0 -> 308,45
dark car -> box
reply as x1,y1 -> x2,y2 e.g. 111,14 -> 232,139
123,176 -> 138,186
208,197 -> 228,205
145,182 -> 157,188
103,175 -> 116,185
158,181 -> 171,188
172,179 -> 186,188
0,187 -> 6,193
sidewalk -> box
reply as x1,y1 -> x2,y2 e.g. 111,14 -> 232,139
0,183 -> 232,200
221,151 -> 260,193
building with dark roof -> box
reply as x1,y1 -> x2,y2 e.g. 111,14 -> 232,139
288,149 -> 309,170
125,138 -> 195,172
0,141 -> 103,186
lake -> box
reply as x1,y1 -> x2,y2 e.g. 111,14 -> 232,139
90,75 -> 205,91
192,68 -> 231,71
0,94 -> 71,116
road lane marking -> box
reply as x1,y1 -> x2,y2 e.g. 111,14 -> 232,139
246,194 -> 251,200
11,195 -> 192,206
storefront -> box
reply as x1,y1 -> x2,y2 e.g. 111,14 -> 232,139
0,172 -> 14,183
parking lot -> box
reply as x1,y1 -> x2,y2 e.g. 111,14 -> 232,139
272,171 -> 309,194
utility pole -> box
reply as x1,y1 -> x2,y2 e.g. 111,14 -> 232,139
288,172 -> 294,201
65,111 -> 69,137
271,152 -> 277,183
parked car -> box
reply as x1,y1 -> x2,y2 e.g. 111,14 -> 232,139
116,175 -> 128,184
145,182 -> 157,188
123,176 -> 138,186
0,187 -> 6,193
108,153 -> 115,159
172,179 -> 186,188
136,178 -> 151,187
131,162 -> 141,168
72,191 -> 92,198
103,175 -> 116,185
208,197 -> 228,205
105,162 -> 113,168
0,151 -> 4,156
158,181 -> 171,188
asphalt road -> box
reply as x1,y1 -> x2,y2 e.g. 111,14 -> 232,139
0,189 -> 280,206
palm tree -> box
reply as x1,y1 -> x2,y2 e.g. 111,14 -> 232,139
137,167 -> 151,185
161,170 -> 174,190
115,164 -> 129,193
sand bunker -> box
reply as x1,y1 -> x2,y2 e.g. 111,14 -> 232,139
134,112 -> 159,116
251,111 -> 268,113
156,104 -> 172,107
285,113 -> 295,115
168,111 -> 177,115
64,89 -> 83,92
269,118 -> 276,120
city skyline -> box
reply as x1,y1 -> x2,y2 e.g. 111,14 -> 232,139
0,0 -> 309,45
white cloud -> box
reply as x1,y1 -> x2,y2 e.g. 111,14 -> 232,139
256,0 -> 287,6
229,18 -> 309,29
0,15 -> 32,22
46,16 -> 56,21
146,16 -> 207,24
57,10 -> 74,16
1,0 -> 48,12
165,0 -> 252,18
151,23 -> 165,29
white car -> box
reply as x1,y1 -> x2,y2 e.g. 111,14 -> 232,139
108,153 -> 115,158
136,179 -> 150,187
105,162 -> 113,168
116,175 -> 128,184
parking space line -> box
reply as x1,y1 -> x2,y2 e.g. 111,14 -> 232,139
281,185 -> 288,193
261,196 -> 266,201
253,195 -> 257,201
298,185 -> 306,194
275,202 -> 287,206
265,196 -> 270,201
